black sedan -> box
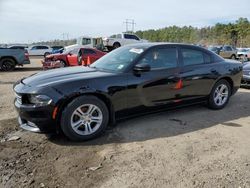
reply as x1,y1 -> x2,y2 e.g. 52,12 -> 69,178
241,62 -> 250,87
14,43 -> 242,141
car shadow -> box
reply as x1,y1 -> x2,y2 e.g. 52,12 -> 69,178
14,67 -> 43,72
48,90 -> 250,146
0,67 -> 42,72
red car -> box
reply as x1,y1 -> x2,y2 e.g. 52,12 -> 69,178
42,47 -> 106,69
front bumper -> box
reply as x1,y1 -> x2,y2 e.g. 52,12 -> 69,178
15,99 -> 57,133
241,75 -> 250,86
41,60 -> 61,70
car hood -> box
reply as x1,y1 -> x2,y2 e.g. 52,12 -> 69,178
46,53 -> 66,58
22,66 -> 114,87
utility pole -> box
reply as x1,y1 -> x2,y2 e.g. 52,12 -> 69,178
123,19 -> 136,33
62,33 -> 69,40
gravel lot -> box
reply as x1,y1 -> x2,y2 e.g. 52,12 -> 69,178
0,57 -> 250,188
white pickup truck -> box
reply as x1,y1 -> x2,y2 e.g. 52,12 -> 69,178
102,33 -> 148,51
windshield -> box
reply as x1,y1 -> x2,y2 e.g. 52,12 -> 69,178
208,47 -> 218,51
90,46 -> 145,72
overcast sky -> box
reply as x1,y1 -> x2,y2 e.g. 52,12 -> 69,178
0,0 -> 250,43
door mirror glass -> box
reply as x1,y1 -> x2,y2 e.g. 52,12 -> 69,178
133,63 -> 151,72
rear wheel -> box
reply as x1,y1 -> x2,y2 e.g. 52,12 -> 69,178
208,79 -> 231,110
60,96 -> 109,141
0,58 -> 15,71
113,42 -> 121,49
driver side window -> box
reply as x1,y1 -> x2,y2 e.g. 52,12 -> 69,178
139,47 -> 177,69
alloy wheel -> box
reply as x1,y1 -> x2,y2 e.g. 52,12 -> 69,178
70,104 -> 103,135
213,84 -> 229,106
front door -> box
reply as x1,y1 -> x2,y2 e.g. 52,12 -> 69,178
220,46 -> 232,59
67,48 -> 79,66
126,46 -> 181,111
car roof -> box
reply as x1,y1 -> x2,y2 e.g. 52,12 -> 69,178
29,45 -> 50,47
125,42 -> 206,50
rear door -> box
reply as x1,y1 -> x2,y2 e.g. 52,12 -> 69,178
82,49 -> 98,64
178,46 -> 217,100
29,46 -> 38,55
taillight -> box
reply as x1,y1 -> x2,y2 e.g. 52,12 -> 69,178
25,52 -> 29,60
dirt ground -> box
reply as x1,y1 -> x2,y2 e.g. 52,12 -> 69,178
0,57 -> 250,188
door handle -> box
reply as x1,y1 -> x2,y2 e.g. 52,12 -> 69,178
210,69 -> 217,73
192,76 -> 201,80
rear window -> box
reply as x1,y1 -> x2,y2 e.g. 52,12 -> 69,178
81,38 -> 91,45
181,48 -> 211,66
38,46 -> 49,49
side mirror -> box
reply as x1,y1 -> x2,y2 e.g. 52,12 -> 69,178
133,63 -> 151,72
68,52 -> 72,56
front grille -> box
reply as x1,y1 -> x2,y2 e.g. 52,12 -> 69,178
15,93 -> 22,105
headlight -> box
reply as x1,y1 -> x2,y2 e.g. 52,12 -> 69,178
28,94 -> 52,106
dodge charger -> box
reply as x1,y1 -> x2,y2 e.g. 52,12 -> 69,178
14,43 -> 242,141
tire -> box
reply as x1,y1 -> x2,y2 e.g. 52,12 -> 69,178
208,79 -> 231,110
231,54 -> 236,60
107,46 -> 113,52
113,42 -> 121,49
59,60 -> 67,67
77,55 -> 83,66
0,58 -> 16,71
44,52 -> 50,57
60,96 -> 109,141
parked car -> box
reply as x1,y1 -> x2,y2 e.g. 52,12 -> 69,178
42,47 -> 106,69
218,45 -> 237,59
0,48 -> 30,71
103,33 -> 148,51
28,45 -> 52,57
208,46 -> 220,54
14,43 -> 242,141
8,45 -> 28,50
237,48 -> 250,61
51,46 -> 64,54
78,48 -> 106,66
241,62 -> 250,87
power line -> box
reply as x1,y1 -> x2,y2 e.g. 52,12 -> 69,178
123,19 -> 136,33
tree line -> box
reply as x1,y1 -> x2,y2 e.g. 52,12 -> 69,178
135,18 -> 250,47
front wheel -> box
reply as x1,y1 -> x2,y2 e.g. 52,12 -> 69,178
231,55 -> 236,60
113,42 -> 121,49
44,52 -> 50,57
60,96 -> 109,141
59,60 -> 67,67
208,79 -> 231,110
